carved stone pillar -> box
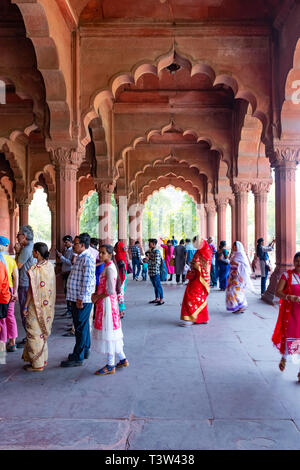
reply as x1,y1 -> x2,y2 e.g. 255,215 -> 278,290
252,181 -> 272,247
216,197 -> 228,246
17,197 -> 30,228
117,195 -> 128,247
136,203 -> 144,249
196,204 -> 206,239
205,203 -> 216,240
48,198 -> 56,259
233,181 -> 251,253
8,207 -> 17,254
50,147 -> 84,249
97,182 -> 114,245
229,198 -> 236,245
262,143 -> 300,304
128,203 -> 137,251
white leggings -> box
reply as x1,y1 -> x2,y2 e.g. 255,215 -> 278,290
107,349 -> 126,366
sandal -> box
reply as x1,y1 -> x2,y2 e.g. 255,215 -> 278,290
23,364 -> 44,372
6,344 -> 17,352
149,300 -> 159,304
94,364 -> 116,375
116,359 -> 129,368
279,357 -> 286,372
156,301 -> 165,306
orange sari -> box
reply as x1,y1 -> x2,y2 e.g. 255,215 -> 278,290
180,240 -> 212,323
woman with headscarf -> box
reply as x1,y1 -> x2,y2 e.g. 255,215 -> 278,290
272,252 -> 300,381
114,241 -> 128,318
225,241 -> 254,314
217,240 -> 230,291
179,236 -> 212,327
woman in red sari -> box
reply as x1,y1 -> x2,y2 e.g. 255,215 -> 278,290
272,252 -> 300,382
180,236 -> 212,327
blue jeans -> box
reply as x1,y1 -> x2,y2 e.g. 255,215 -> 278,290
142,267 -> 148,281
71,302 -> 92,361
150,274 -> 164,300
132,257 -> 141,279
261,270 -> 269,295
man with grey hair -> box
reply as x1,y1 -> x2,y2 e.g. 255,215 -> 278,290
14,225 -> 36,347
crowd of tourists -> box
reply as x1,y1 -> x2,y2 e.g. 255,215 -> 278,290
0,225 -> 300,382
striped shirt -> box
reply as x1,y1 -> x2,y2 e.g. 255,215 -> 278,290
148,248 -> 162,277
66,249 -> 96,303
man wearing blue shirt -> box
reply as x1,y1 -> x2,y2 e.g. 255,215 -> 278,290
60,233 -> 96,368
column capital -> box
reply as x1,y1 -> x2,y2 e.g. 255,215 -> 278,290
252,180 -> 272,195
95,180 -> 115,194
215,195 -> 229,208
16,193 -> 31,206
49,145 -> 85,169
204,202 -> 216,214
269,140 -> 300,168
232,180 -> 252,194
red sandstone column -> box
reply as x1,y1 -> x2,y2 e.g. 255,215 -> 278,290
262,143 -> 299,304
9,208 -> 16,254
48,199 -> 56,259
205,203 -> 216,240
229,198 -> 236,245
97,183 -> 113,245
117,195 -> 128,246
216,197 -> 228,246
18,199 -> 29,227
128,204 -> 137,251
50,147 -> 83,249
233,182 -> 251,253
136,203 -> 144,250
252,181 -> 271,247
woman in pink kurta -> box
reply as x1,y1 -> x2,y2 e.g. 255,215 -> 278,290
160,240 -> 175,281
273,252 -> 300,382
92,244 -> 129,375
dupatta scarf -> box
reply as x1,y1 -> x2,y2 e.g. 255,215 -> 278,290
115,241 -> 128,270
231,241 -> 255,292
272,270 -> 293,354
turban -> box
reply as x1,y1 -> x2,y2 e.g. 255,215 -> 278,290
0,236 -> 9,247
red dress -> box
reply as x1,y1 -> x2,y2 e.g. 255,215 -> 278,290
272,270 -> 300,355
180,240 -> 212,323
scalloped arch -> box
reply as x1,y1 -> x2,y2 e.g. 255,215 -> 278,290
140,175 -> 201,205
281,38 -> 300,139
82,51 -> 267,146
12,0 -> 71,141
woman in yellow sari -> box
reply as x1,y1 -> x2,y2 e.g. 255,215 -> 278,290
22,242 -> 56,371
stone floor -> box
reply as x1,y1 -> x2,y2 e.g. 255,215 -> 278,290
0,277 -> 300,450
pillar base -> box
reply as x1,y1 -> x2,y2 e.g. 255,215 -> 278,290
261,263 -> 293,305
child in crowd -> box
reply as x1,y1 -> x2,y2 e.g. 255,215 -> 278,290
142,257 -> 149,281
92,244 -> 128,375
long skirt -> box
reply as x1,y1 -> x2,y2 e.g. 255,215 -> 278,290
181,279 -> 209,323
22,302 -> 49,368
225,265 -> 247,312
93,296 -> 124,356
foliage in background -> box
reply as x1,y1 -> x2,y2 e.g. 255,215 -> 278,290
80,192 -> 118,243
143,188 -> 199,241
28,189 -> 51,246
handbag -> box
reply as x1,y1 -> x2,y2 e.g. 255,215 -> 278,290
169,257 -> 175,267
127,263 -> 133,274
0,303 -> 9,319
